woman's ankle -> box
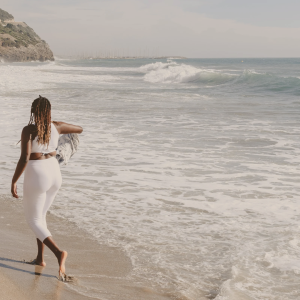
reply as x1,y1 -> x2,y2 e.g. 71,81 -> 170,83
55,249 -> 63,260
36,255 -> 44,262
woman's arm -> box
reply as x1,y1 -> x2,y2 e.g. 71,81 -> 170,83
53,121 -> 83,135
11,126 -> 32,198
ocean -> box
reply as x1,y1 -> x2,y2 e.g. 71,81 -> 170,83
1,57 -> 300,299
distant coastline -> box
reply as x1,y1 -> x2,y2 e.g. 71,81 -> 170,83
55,55 -> 187,60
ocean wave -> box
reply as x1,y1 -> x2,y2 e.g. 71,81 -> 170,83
235,69 -> 300,94
141,62 -> 237,84
141,62 -> 300,94
236,69 -> 274,83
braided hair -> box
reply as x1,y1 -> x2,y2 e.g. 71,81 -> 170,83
28,95 -> 52,145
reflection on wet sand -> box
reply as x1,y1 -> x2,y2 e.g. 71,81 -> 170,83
32,265 -> 64,299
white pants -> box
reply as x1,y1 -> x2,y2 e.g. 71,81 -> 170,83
23,157 -> 62,242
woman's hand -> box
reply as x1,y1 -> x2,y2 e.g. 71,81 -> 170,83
11,182 -> 18,198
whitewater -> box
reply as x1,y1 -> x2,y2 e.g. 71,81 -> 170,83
1,57 -> 300,299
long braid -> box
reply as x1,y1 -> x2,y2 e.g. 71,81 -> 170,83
29,95 -> 52,145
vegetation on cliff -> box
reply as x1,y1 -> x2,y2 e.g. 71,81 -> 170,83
0,22 -> 41,48
0,8 -> 54,62
0,8 -> 13,22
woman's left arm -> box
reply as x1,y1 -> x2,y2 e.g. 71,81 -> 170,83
11,126 -> 32,198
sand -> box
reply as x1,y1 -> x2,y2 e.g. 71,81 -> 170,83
0,195 -> 172,300
0,271 -> 29,300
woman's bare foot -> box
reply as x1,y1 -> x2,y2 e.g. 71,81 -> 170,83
36,259 -> 46,267
58,251 -> 68,279
26,258 -> 46,267
42,237 -> 68,281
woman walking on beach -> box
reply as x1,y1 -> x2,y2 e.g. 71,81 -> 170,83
11,96 -> 83,280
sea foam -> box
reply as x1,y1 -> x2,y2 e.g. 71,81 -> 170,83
141,61 -> 237,84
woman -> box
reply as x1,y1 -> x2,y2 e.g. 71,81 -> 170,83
11,95 -> 83,280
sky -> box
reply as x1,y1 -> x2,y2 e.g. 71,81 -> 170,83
1,0 -> 300,58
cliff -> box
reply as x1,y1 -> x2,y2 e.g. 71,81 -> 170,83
0,8 -> 54,62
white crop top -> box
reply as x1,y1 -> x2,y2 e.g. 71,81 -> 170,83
31,123 -> 60,154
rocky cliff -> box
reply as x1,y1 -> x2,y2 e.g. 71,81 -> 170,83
0,8 -> 54,62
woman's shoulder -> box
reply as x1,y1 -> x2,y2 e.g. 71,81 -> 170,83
22,124 -> 36,132
22,124 -> 36,138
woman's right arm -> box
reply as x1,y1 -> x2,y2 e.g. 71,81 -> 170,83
11,126 -> 32,198
53,121 -> 83,135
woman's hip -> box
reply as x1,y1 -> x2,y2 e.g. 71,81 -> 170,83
24,157 -> 62,193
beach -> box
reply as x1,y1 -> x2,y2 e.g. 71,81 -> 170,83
1,57 -> 300,299
0,196 -> 174,300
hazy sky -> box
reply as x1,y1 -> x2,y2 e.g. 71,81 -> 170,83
2,0 -> 300,57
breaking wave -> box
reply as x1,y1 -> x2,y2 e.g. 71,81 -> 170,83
140,62 -> 300,94
141,61 -> 236,85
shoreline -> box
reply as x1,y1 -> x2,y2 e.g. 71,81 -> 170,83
0,195 -> 172,300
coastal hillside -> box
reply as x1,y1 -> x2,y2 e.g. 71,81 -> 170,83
0,8 -> 54,62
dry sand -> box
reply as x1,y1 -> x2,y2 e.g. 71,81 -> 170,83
0,195 -> 172,300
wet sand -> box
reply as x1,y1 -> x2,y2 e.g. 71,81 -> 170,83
0,195 -> 172,300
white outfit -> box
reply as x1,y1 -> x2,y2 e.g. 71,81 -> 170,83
23,123 -> 61,242
31,123 -> 59,154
